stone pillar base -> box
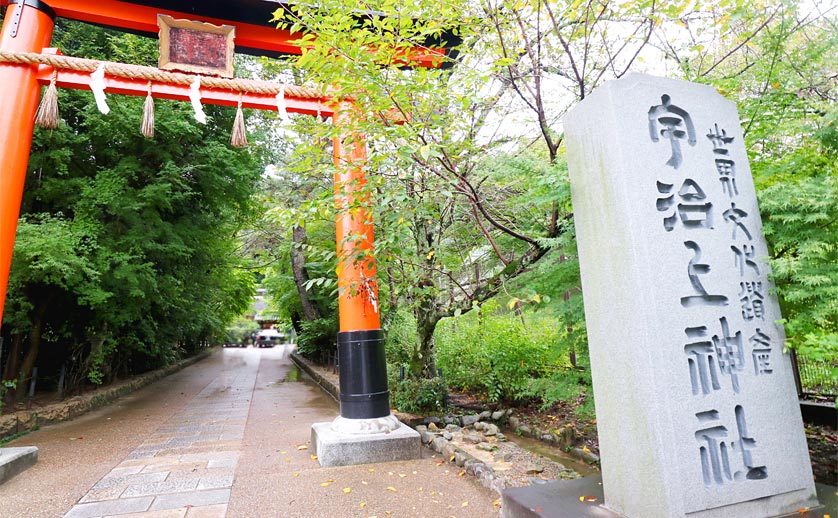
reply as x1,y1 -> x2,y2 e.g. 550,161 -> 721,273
311,417 -> 420,467
0,446 -> 38,485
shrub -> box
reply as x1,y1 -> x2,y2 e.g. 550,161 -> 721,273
391,376 -> 448,414
296,315 -> 338,361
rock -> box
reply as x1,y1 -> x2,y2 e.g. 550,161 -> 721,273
491,410 -> 505,421
571,447 -> 600,464
525,464 -> 545,474
495,432 -> 507,442
461,414 -> 480,427
424,416 -> 440,425
443,415 -> 459,426
483,423 -> 499,436
508,416 -> 520,429
444,424 -> 461,432
473,421 -> 485,431
517,424 -> 532,436
479,410 -> 492,420
454,451 -> 469,467
442,443 -> 458,459
442,431 -> 453,441
556,426 -> 576,449
476,442 -> 495,452
528,477 -> 548,485
415,425 -> 427,433
462,433 -> 482,444
541,433 -> 556,444
427,422 -> 439,432
493,452 -> 513,462
431,437 -> 447,453
420,431 -> 435,444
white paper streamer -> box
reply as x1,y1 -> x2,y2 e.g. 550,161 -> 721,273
276,86 -> 290,123
189,77 -> 207,124
90,64 -> 110,115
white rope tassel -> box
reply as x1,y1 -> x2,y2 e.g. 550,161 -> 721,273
90,63 -> 110,114
189,77 -> 207,124
276,85 -> 290,123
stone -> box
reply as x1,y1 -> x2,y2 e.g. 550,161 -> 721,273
461,414 -> 480,427
427,422 -> 439,432
525,464 -> 545,474
564,73 -> 817,518
483,423 -> 499,436
540,433 -> 556,444
508,416 -> 521,429
311,420 -> 421,467
493,452 -> 513,462
473,421 -> 486,431
442,415 -> 459,426
479,410 -> 492,419
424,416 -> 440,425
442,431 -> 453,441
441,442 -> 457,459
415,425 -> 427,433
420,431 -> 435,444
495,432 -> 507,442
517,424 -> 531,436
0,447 -> 38,485
462,433 -> 482,444
491,410 -> 506,421
431,436 -> 447,453
444,424 -> 461,432
476,442 -> 495,452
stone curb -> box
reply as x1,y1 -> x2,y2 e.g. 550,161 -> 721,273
289,353 -> 339,403
0,348 -> 214,441
289,354 -> 502,493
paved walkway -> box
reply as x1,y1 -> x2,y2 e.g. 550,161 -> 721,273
0,347 -> 498,517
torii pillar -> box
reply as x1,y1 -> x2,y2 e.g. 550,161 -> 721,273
0,0 -> 55,328
310,105 -> 420,467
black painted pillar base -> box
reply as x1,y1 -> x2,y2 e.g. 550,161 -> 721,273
337,329 -> 390,419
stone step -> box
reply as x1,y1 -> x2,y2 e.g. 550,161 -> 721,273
0,446 -> 38,485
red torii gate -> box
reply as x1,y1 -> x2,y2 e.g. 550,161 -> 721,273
0,0 -> 458,424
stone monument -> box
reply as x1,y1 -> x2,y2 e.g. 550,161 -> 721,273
562,73 -> 819,518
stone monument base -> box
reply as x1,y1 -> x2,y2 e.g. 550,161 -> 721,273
0,446 -> 38,485
311,420 -> 421,467
502,476 -> 836,518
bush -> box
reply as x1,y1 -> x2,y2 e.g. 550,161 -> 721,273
391,376 -> 447,414
296,315 -> 338,361
384,310 -> 416,367
436,300 -> 558,403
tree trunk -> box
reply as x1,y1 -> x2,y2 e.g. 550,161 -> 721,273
15,302 -> 48,401
2,332 -> 22,381
291,225 -> 321,322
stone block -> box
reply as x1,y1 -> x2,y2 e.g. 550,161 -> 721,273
311,420 -> 421,467
565,73 -> 817,518
0,446 -> 38,485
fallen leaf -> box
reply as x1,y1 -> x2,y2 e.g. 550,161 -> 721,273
797,509 -> 810,514
493,499 -> 502,508
462,501 -> 469,507
360,502 -> 366,508
280,450 -> 287,454
296,445 -> 308,450
343,487 -> 352,494
293,473 -> 299,478
534,507 -> 543,512
321,482 -> 332,487
398,473 -> 407,478
310,455 -> 318,460
362,481 -> 368,485
585,496 -> 597,502
450,455 -> 456,462
285,458 -> 291,463
457,471 -> 465,477
579,496 -> 585,502
386,486 -> 398,492
369,468 -> 375,473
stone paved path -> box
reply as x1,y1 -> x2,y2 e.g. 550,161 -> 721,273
62,356 -> 258,518
1,346 -> 499,518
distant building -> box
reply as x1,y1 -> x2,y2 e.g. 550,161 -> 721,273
246,288 -> 279,330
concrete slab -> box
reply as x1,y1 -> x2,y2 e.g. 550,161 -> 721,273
311,420 -> 421,467
502,476 -> 837,518
0,446 -> 38,485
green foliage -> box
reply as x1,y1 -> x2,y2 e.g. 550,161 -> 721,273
2,19 -> 262,390
390,376 -> 448,414
436,300 -> 557,403
295,315 -> 338,360
224,317 -> 260,345
384,310 -> 417,367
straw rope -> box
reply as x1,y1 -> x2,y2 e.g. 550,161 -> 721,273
0,50 -> 326,100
